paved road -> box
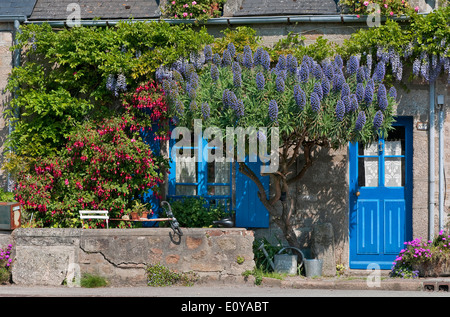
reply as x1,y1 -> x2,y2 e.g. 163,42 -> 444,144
1,284 -> 449,297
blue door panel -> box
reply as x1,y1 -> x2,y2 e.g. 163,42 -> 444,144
384,200 -> 405,254
357,200 -> 380,255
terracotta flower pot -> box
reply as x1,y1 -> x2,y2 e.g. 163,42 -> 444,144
130,212 -> 140,220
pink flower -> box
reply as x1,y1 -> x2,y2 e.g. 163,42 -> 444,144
183,12 -> 188,17
172,1 -> 175,4
390,11 -> 394,16
192,1 -> 197,4
65,179 -> 69,186
356,14 -> 360,18
183,3 -> 188,8
415,6 -> 419,12
384,4 -> 388,8
363,1 -> 369,6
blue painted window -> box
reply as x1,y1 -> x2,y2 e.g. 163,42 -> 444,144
167,131 -> 270,228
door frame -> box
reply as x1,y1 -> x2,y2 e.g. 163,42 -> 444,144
348,116 -> 413,269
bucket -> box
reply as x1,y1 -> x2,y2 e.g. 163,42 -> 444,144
304,259 -> 323,277
274,254 -> 298,274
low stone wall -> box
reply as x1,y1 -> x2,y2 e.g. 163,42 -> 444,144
10,227 -> 255,286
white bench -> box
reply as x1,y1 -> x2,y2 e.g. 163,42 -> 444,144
79,210 -> 109,229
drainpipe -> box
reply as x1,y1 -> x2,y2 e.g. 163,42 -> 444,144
429,82 -> 436,240
437,94 -> 445,233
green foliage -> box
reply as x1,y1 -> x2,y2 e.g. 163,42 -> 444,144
272,33 -> 338,63
340,7 -> 450,85
339,0 -> 416,16
80,273 -> 109,288
213,27 -> 261,56
0,188 -> 16,202
146,263 -> 196,286
167,197 -> 229,227
253,237 -> 283,273
162,0 -> 226,23
4,21 -> 213,167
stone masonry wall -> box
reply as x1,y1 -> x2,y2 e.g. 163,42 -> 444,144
11,228 -> 255,286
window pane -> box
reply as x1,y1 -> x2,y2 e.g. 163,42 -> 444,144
176,154 -> 198,183
385,157 -> 404,187
359,157 -> 378,187
207,161 -> 230,184
208,185 -> 231,196
176,185 -> 197,196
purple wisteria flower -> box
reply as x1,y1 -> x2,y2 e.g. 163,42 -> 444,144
377,84 -> 388,111
276,74 -> 285,92
287,54 -> 298,73
333,74 -> 345,92
355,83 -> 365,104
314,82 -> 323,100
310,92 -> 321,112
355,111 -> 366,131
321,77 -> 330,96
202,102 -> 210,119
227,42 -> 236,58
235,99 -> 245,117
243,46 -> 253,69
204,45 -> 213,62
364,83 -> 374,105
335,99 -> 345,121
356,67 -> 366,83
261,50 -> 271,70
389,86 -> 397,99
342,95 -> 350,113
211,64 -> 219,81
324,62 -> 334,81
373,61 -> 386,82
312,63 -> 323,80
223,49 -> 232,66
268,99 -> 278,122
254,47 -> 263,66
298,62 -> 309,83
341,82 -> 350,98
256,72 -> 265,90
349,94 -> 359,112
294,85 -> 306,110
276,55 -> 287,71
213,53 -> 221,65
373,110 -> 384,130
346,55 -> 359,75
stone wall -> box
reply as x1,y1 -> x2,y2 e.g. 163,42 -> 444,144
10,228 -> 255,286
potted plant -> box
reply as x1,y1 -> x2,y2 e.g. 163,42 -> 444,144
133,201 -> 150,220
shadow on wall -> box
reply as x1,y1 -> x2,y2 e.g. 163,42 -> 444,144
294,146 -> 349,254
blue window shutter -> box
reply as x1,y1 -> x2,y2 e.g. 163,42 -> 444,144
235,160 -> 270,228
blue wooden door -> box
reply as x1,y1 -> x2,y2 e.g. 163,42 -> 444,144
349,117 -> 413,269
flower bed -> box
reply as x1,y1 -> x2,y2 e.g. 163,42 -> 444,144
390,231 -> 450,278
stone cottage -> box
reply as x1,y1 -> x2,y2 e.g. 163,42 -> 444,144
0,0 -> 449,275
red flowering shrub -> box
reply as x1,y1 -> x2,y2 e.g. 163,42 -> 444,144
14,81 -> 170,228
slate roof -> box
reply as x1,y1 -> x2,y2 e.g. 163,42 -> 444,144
26,0 -> 341,21
28,0 -> 161,20
233,0 -> 341,17
0,0 -> 37,17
